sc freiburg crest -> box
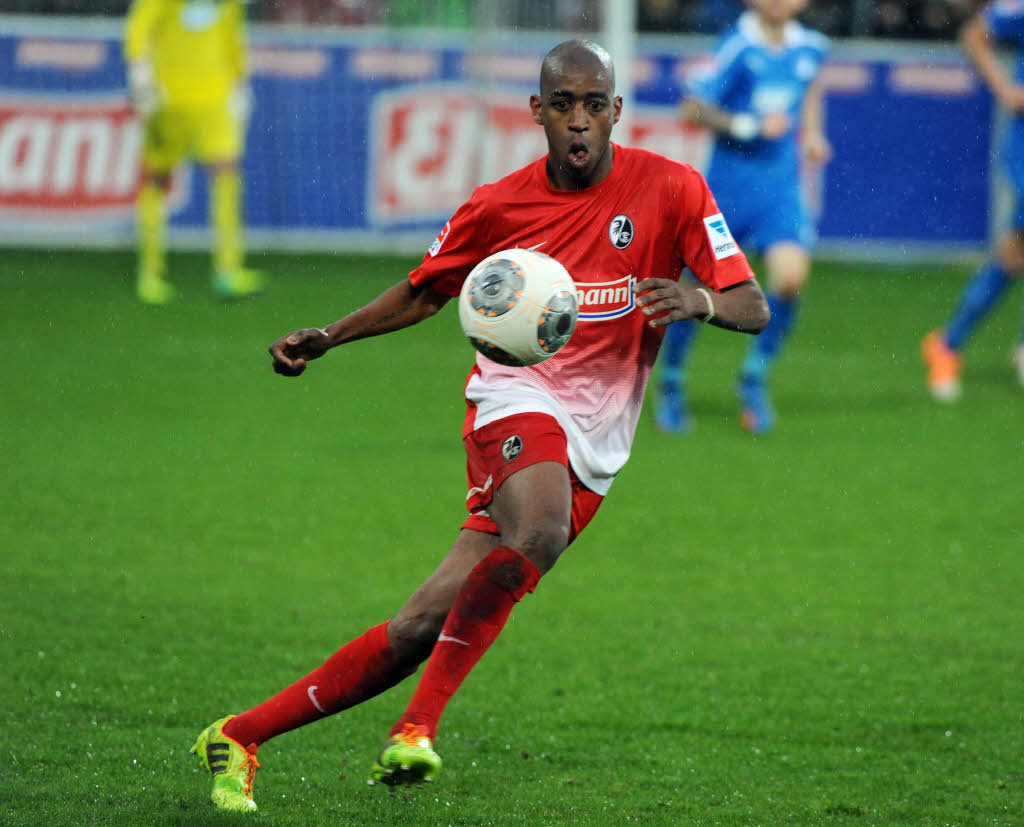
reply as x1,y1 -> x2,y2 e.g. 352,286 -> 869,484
609,214 -> 634,249
501,435 -> 523,462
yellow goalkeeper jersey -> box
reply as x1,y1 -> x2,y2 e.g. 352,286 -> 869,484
124,0 -> 246,109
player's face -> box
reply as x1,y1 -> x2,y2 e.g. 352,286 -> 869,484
530,63 -> 621,190
750,0 -> 807,25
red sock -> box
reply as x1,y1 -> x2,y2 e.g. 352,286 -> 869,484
392,546 -> 541,740
224,621 -> 414,746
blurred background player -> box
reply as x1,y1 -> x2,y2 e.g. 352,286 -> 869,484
922,0 -> 1024,401
189,39 -> 769,813
655,0 -> 830,434
124,0 -> 263,304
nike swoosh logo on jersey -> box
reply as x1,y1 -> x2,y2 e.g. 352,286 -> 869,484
437,633 -> 470,646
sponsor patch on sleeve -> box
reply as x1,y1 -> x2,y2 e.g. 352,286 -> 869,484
703,213 -> 739,260
428,221 -> 451,257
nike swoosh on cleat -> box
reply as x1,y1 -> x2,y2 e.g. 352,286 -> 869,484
437,633 -> 469,646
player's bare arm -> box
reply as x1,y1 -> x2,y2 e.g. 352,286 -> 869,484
681,96 -> 790,141
962,13 -> 1024,113
800,77 -> 832,165
635,277 -> 769,334
269,279 -> 451,376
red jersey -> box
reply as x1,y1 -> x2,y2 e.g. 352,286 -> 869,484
409,144 -> 754,495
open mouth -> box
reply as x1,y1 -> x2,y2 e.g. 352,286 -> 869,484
568,141 -> 590,168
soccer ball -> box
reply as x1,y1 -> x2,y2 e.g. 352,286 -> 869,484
458,248 -> 578,367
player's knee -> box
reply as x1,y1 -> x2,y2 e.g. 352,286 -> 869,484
997,233 -> 1024,276
507,516 -> 570,574
387,611 -> 445,664
768,264 -> 808,297
143,172 -> 172,192
766,244 -> 809,296
207,160 -> 239,176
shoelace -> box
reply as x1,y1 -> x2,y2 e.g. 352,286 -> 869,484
240,749 -> 260,795
395,722 -> 430,746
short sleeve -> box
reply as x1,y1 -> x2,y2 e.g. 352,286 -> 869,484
686,34 -> 745,106
986,2 -> 1024,43
408,189 -> 495,297
124,0 -> 158,61
674,168 -> 754,292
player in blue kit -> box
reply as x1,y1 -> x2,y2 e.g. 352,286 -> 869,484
923,0 -> 1024,401
656,0 -> 830,434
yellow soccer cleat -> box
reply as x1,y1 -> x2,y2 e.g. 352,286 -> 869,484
137,275 -> 176,305
190,715 -> 259,812
368,723 -> 442,787
213,268 -> 266,300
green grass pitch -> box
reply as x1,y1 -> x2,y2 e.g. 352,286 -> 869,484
2,247 -> 1022,825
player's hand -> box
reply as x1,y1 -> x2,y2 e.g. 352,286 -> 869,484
229,83 -> 253,123
759,112 -> 791,140
634,278 -> 707,328
128,60 -> 159,119
269,328 -> 331,377
997,82 -> 1024,114
802,130 -> 833,165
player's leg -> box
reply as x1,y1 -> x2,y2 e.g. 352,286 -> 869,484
190,423 -> 565,807
656,316 -> 699,433
136,171 -> 173,304
191,531 -> 500,812
371,460 -> 570,786
923,230 -> 1024,400
136,111 -> 182,305
208,159 -> 264,297
197,105 -> 264,298
1015,292 -> 1024,388
364,525 -> 505,785
372,414 -> 603,786
192,618 -> 418,811
737,240 -> 809,434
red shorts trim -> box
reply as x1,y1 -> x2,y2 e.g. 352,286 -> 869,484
461,412 -> 603,543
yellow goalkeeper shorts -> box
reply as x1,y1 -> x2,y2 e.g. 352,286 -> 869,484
142,104 -> 243,173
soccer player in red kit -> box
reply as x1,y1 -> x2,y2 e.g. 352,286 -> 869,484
190,39 -> 769,813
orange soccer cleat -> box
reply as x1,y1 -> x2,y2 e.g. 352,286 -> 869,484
922,330 -> 962,402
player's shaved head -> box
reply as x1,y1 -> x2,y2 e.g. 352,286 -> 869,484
539,40 -> 615,96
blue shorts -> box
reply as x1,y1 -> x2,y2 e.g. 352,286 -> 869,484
706,152 -> 815,253
1002,138 -> 1024,230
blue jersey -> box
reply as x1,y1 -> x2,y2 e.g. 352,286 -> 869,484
687,10 -> 828,249
985,0 -> 1024,188
689,11 -> 828,182
986,0 -> 1024,81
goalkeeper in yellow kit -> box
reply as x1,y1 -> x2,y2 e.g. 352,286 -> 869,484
124,0 -> 263,304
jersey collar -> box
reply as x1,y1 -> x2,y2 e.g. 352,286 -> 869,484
537,142 -> 623,195
738,10 -> 803,50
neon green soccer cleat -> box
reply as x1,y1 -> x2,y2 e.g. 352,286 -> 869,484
137,275 -> 176,305
190,715 -> 260,812
368,723 -> 442,787
213,268 -> 266,300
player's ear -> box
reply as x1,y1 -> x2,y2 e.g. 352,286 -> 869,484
612,95 -> 622,125
530,94 -> 544,125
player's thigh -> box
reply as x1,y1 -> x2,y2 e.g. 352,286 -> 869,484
996,229 -> 1024,277
388,528 -> 499,655
764,241 -> 811,295
997,154 -> 1024,274
487,460 -> 572,573
141,109 -> 189,174
193,105 -> 244,165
